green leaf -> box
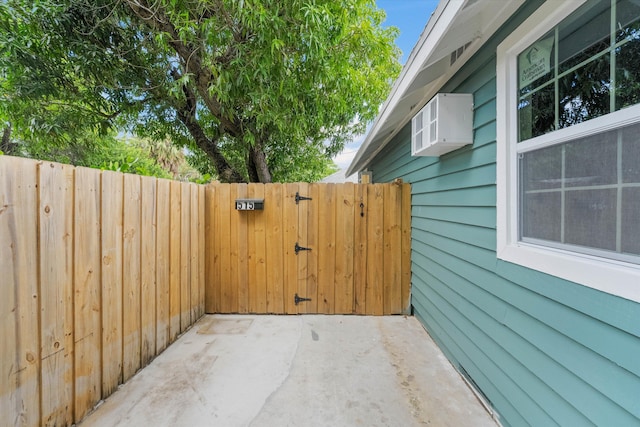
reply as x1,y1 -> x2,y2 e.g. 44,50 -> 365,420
0,0 -> 401,182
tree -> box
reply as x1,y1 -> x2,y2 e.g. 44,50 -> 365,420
0,0 -> 400,182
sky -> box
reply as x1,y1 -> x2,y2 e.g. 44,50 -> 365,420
332,0 -> 440,172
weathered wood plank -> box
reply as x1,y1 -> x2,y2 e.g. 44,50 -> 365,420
229,184 -> 241,313
353,184 -> 368,314
335,183 -> 355,314
122,174 -> 141,382
304,183 -> 319,314
317,184 -> 336,314
217,184 -> 232,312
232,184 -> 246,313
190,183 -> 199,322
100,171 -> 123,398
74,167 -> 103,420
384,183 -> 402,314
283,183 -> 299,314
249,184 -> 267,313
333,183 -> 347,313
168,181 -> 181,341
1,157 -> 40,427
180,183 -> 191,331
256,184 -> 268,313
140,176 -> 157,365
155,179 -> 171,352
296,182 -> 309,314
198,185 -> 206,317
246,185 -> 257,313
205,185 -> 218,313
401,183 -> 412,313
366,184 -> 385,315
265,184 -> 284,313
38,161 -> 74,426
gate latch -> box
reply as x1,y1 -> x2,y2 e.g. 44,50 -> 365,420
294,242 -> 312,254
295,192 -> 312,204
294,293 -> 312,305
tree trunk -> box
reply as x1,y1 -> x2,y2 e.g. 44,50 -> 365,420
249,145 -> 272,183
176,109 -> 246,183
1,124 -> 13,155
246,150 -> 260,183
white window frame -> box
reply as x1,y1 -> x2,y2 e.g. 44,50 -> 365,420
496,0 -> 640,303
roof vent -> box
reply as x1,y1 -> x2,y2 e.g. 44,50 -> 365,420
450,41 -> 473,66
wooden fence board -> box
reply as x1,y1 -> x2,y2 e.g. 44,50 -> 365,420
248,184 -> 268,313
246,184 -> 257,313
198,185 -> 206,317
232,184 -> 246,313
122,174 -> 141,382
335,183 -> 356,314
180,183 -> 191,331
305,183 -> 320,313
317,184 -> 336,314
354,184 -> 368,314
384,184 -> 402,314
229,184 -> 241,313
366,184 -> 385,316
156,179 -> 171,352
205,185 -> 217,313
1,157 -> 40,427
296,182 -> 309,314
190,184 -> 199,323
39,161 -> 74,426
401,183 -> 412,313
217,185 -> 232,312
0,159 -> 18,427
18,161 -> 40,427
0,160 -> 18,426
140,176 -> 157,366
74,167 -> 102,421
265,184 -> 284,313
100,171 -> 124,398
283,183 -> 299,314
168,181 -> 181,341
331,185 -> 351,313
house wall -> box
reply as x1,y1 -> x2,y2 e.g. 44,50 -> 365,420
369,2 -> 640,425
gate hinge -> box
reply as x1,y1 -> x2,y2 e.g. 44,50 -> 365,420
294,242 -> 311,254
294,293 -> 312,305
295,192 -> 312,204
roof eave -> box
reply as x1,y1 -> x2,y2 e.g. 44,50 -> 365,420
346,0 -> 525,177
346,0 -> 457,177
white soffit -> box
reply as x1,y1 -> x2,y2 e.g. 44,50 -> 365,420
346,0 -> 525,176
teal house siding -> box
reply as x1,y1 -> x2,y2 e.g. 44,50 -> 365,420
367,3 -> 640,426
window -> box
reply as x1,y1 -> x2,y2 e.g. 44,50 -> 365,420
497,0 -> 640,302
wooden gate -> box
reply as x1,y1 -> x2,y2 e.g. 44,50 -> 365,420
205,182 -> 411,315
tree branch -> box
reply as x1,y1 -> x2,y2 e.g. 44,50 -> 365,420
169,70 -> 245,183
124,0 -> 243,137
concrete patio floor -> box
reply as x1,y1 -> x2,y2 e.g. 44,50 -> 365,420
79,315 -> 497,427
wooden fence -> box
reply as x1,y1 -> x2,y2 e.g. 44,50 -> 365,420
205,182 -> 411,315
0,156 -> 205,427
2,156 -> 412,427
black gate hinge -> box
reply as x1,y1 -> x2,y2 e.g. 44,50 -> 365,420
294,242 -> 312,254
294,293 -> 312,305
295,192 -> 312,204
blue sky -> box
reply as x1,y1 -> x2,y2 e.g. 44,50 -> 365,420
377,0 -> 440,63
334,0 -> 440,171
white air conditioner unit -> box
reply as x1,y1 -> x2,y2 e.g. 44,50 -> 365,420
411,93 -> 473,157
